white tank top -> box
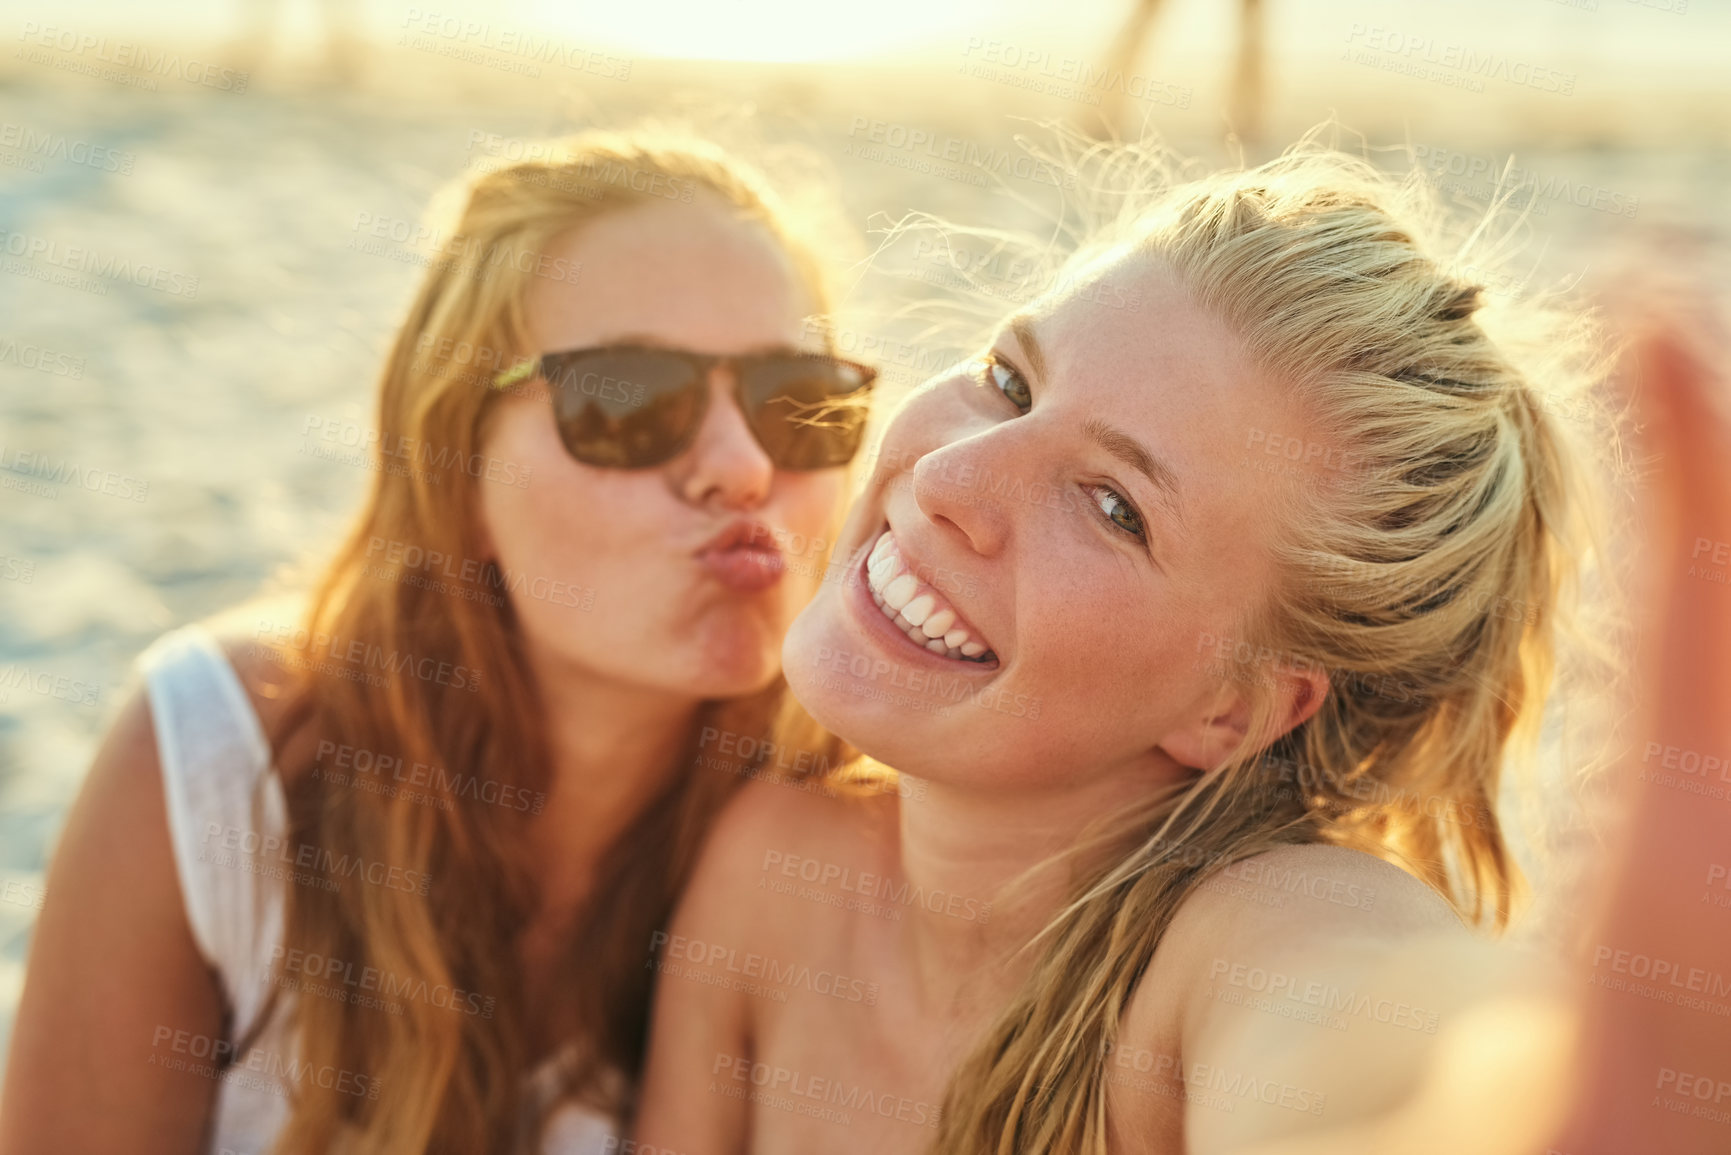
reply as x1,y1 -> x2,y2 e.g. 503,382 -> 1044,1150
139,624 -> 621,1154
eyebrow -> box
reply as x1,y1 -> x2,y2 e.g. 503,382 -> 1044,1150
588,335 -> 805,356
1009,314 -> 1046,383
1007,314 -> 1188,530
1082,417 -> 1186,528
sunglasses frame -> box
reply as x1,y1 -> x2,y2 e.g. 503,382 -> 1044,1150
492,343 -> 878,470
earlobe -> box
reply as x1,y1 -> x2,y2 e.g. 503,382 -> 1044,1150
471,504 -> 498,565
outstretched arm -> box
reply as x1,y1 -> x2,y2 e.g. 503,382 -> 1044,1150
1131,844 -> 1566,1155
1550,289 -> 1731,1154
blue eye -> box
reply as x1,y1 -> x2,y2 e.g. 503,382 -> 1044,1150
973,353 -> 1152,554
978,355 -> 1031,413
1087,484 -> 1146,541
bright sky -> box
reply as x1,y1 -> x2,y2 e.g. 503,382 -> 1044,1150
15,0 -> 1726,69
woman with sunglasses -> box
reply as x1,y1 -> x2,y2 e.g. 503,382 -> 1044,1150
0,131 -> 874,1155
633,142 -> 1623,1154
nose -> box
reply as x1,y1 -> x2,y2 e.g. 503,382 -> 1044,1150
673,366 -> 775,510
908,419 -> 1015,561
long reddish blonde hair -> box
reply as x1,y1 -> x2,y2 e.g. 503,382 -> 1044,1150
255,129 -> 857,1153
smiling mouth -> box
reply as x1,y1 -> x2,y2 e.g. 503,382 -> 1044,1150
861,528 -> 997,665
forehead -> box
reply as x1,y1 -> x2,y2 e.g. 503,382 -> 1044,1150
523,195 -> 815,354
1034,251 -> 1262,425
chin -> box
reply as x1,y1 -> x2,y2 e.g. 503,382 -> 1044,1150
686,644 -> 783,700
782,600 -> 942,772
672,600 -> 792,696
781,611 -> 849,730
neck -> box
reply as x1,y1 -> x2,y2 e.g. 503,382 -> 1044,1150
520,645 -> 707,928
892,762 -> 1172,1031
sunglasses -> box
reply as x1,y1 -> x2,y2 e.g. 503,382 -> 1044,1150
491,344 -> 877,470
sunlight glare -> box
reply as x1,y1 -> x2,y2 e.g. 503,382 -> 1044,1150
525,0 -> 998,62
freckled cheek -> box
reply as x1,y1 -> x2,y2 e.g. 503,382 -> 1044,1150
1029,595 -> 1197,703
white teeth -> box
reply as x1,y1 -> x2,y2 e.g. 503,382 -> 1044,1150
922,608 -> 956,639
882,573 -> 918,611
900,594 -> 936,627
863,529 -> 996,665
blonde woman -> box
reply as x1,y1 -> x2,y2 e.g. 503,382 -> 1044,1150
0,131 -> 870,1154
635,142 -> 1616,1153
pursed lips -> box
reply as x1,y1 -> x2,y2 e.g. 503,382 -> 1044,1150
694,517 -> 784,592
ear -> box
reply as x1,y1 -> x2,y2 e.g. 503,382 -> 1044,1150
469,491 -> 499,564
1157,662 -> 1330,773
467,423 -> 501,565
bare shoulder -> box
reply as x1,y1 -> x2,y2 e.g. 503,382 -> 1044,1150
645,773 -> 890,1066
688,772 -> 897,935
1175,843 -> 1461,953
202,599 -> 321,780
1128,844 -> 1470,1039
66,687 -> 174,871
1120,845 -> 1539,1154
638,770 -> 894,1155
204,600 -> 304,739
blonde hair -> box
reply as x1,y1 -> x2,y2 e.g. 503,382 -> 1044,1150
925,135 -> 1614,1153
255,129 -> 855,1154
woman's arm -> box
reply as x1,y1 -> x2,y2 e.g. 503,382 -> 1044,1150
1548,290 -> 1731,1153
1177,910 -> 1570,1155
0,688 -> 225,1155
1114,843 -> 1563,1155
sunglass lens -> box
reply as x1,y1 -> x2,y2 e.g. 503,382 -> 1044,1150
740,358 -> 873,469
542,351 -> 704,468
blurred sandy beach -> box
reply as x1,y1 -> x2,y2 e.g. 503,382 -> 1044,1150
2,0 -> 1728,1072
